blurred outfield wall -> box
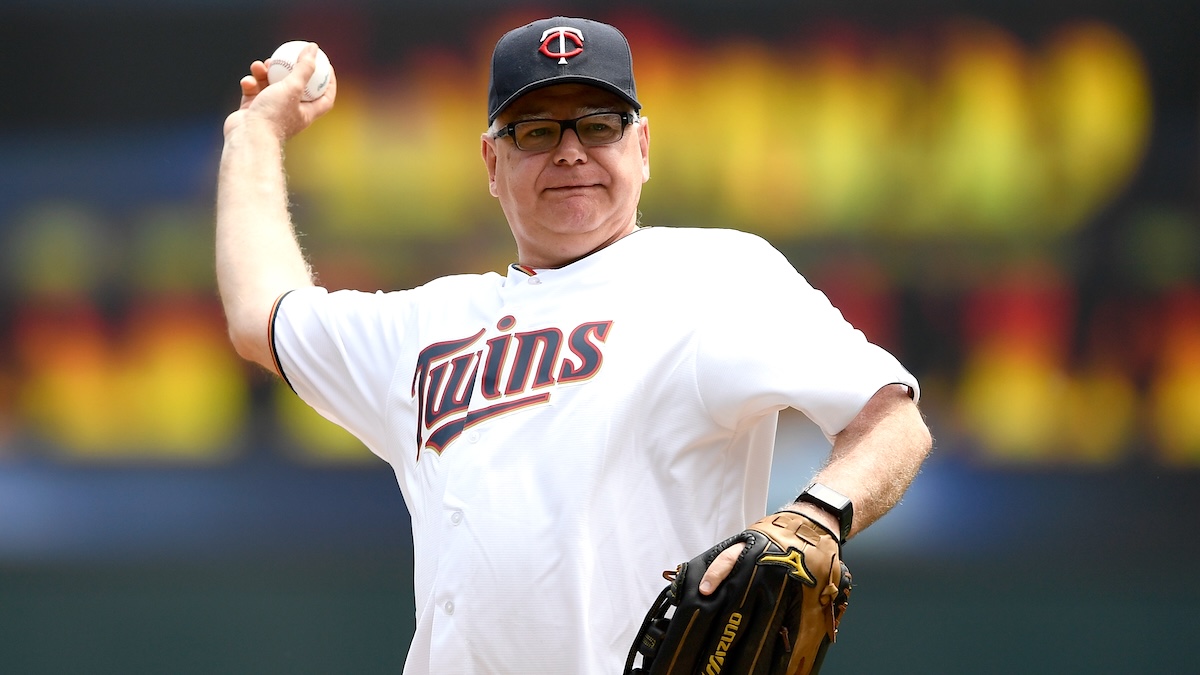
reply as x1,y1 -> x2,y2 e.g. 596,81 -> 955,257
0,2 -> 1197,673
1,2 -> 1195,468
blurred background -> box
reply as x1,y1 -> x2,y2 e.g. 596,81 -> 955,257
0,0 -> 1197,673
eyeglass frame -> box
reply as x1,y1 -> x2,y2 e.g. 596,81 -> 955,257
491,111 -> 640,152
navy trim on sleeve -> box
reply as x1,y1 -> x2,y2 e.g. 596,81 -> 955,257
269,289 -> 298,393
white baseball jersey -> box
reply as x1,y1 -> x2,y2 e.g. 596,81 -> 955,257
270,226 -> 919,675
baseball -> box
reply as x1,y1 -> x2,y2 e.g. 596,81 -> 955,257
266,40 -> 331,101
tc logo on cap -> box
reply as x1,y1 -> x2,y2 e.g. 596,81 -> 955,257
539,27 -> 583,64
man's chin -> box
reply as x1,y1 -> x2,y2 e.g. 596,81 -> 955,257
539,199 -> 609,229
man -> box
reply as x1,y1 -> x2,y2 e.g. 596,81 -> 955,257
216,16 -> 932,675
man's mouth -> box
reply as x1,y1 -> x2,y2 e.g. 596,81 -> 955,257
546,183 -> 600,192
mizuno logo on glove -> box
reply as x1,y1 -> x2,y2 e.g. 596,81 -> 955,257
705,612 -> 742,674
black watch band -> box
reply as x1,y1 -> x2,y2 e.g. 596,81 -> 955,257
795,483 -> 853,544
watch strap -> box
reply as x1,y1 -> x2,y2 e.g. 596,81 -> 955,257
795,482 -> 853,544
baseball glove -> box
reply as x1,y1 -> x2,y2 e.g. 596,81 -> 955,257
624,510 -> 851,675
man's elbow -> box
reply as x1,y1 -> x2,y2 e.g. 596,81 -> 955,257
228,326 -> 262,363
877,385 -> 934,458
225,312 -> 275,372
915,416 -> 934,456
906,402 -> 934,458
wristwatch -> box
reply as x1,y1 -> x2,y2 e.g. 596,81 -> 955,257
795,483 -> 854,544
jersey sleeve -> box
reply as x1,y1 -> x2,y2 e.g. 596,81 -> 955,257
270,286 -> 409,461
694,236 -> 919,440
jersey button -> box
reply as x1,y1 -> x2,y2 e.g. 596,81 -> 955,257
450,511 -> 463,525
444,601 -> 455,615
528,277 -> 542,285
467,431 -> 480,443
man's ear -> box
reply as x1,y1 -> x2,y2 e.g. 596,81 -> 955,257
638,116 -> 651,183
481,133 -> 499,197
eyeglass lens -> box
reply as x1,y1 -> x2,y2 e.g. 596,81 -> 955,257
512,113 -> 625,151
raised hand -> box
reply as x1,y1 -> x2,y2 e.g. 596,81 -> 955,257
223,42 -> 337,140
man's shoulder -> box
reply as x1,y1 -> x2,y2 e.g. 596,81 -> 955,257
298,272 -> 502,315
644,225 -> 772,248
638,226 -> 782,263
420,270 -> 504,289
302,272 -> 502,305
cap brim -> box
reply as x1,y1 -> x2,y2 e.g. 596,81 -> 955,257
489,76 -> 641,124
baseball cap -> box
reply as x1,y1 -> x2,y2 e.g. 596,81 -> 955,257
487,16 -> 642,124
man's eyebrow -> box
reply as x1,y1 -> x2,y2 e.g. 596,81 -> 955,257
507,112 -> 548,122
507,106 -> 619,122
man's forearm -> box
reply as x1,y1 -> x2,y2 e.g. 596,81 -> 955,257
215,119 -> 315,369
797,384 -> 933,540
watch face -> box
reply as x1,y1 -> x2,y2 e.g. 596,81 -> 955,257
801,483 -> 853,542
806,483 -> 851,512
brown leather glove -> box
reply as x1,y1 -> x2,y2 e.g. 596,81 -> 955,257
624,510 -> 851,675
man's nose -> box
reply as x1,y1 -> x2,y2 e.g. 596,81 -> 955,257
553,128 -> 588,164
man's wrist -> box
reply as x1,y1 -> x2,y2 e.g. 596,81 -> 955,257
793,482 -> 854,543
226,114 -> 288,144
782,501 -> 842,540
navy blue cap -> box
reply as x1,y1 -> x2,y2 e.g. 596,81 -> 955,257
487,17 -> 641,124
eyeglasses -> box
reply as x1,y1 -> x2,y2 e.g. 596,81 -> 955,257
493,112 -> 638,152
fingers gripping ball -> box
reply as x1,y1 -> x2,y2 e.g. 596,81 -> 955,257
625,511 -> 852,675
266,41 -> 331,101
